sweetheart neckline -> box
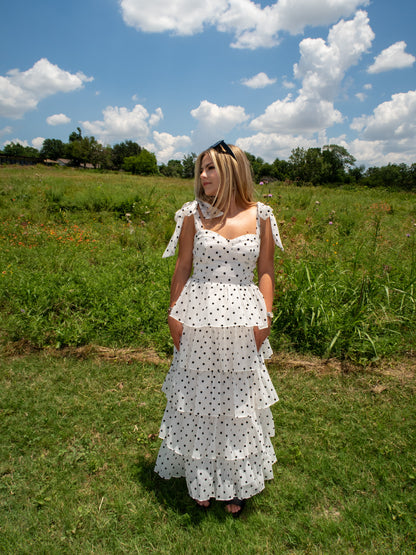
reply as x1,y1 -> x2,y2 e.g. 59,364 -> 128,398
197,229 -> 258,242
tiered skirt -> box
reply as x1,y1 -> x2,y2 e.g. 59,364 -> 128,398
154,322 -> 279,501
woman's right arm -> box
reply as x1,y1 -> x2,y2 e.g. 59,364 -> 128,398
168,214 -> 195,350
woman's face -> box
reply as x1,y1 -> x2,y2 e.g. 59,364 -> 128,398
199,153 -> 220,197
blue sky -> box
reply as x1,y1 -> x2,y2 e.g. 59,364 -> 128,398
1,0 -> 415,166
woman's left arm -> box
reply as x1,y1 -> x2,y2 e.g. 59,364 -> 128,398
254,216 -> 275,351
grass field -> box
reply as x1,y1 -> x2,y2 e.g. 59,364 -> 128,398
1,165 -> 415,362
1,351 -> 415,554
0,166 -> 415,553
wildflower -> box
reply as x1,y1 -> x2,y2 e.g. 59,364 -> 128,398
259,181 -> 264,186
268,193 -> 273,197
407,233 -> 411,237
329,221 -> 333,225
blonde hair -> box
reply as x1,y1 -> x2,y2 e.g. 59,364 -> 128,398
194,143 -> 255,217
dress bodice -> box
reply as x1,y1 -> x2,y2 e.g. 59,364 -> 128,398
163,200 -> 283,330
192,207 -> 260,285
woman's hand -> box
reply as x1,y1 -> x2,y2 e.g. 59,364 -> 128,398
168,315 -> 183,351
253,324 -> 270,352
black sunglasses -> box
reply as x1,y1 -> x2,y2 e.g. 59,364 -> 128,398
209,139 -> 237,161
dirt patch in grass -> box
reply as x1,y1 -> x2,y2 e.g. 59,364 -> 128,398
1,340 -> 414,379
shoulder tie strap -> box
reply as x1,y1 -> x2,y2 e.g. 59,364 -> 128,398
162,200 -> 198,258
257,202 -> 284,251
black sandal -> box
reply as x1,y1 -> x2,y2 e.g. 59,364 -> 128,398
225,497 -> 246,518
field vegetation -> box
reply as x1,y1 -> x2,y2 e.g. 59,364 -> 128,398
0,166 -> 415,553
1,165 -> 415,362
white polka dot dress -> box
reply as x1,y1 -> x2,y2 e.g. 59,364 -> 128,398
154,200 -> 284,502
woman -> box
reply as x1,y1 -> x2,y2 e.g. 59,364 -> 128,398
154,140 -> 284,517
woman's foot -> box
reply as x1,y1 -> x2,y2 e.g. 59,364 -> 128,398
195,499 -> 211,509
224,498 -> 246,518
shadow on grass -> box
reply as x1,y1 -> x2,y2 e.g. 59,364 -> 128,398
133,456 -> 232,524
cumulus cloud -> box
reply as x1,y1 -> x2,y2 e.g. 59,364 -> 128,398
46,113 -> 71,126
191,99 -> 249,135
119,0 -> 223,35
32,137 -> 45,150
242,72 -> 277,89
250,11 -> 373,135
368,41 -> 416,74
346,90 -> 416,166
190,100 -> 250,152
236,132 -> 318,162
149,107 -> 163,127
4,138 -> 29,147
351,90 -> 416,140
81,104 -> 163,144
152,131 -> 192,163
119,0 -> 370,50
0,58 -> 93,118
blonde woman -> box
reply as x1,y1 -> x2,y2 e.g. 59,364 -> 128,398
155,140 -> 284,517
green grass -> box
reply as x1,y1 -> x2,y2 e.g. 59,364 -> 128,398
0,353 -> 415,554
1,165 -> 415,362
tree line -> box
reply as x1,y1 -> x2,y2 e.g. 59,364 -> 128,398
1,128 -> 415,190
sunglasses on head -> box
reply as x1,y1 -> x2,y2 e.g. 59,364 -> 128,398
209,139 -> 237,161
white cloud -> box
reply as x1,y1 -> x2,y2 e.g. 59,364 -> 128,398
368,41 -> 416,74
351,90 -> 416,140
119,0 -> 223,35
347,90 -> 416,166
250,11 -> 373,136
32,137 -> 45,150
0,126 -> 12,137
283,79 -> 295,89
152,131 -> 192,163
364,83 -> 372,90
242,72 -> 277,89
81,104 -> 163,144
46,113 -> 71,126
191,100 -> 249,134
236,132 -> 318,163
250,95 -> 343,135
149,107 -> 163,127
119,0 -> 370,50
0,58 -> 93,118
4,138 -> 29,147
275,0 -> 369,34
190,100 -> 250,152
355,92 -> 366,102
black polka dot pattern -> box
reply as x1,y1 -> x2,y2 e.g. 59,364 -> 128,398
155,201 -> 282,502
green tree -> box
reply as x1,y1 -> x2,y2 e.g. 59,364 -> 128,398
322,144 -> 356,184
122,149 -> 158,175
159,159 -> 183,177
2,142 -> 39,159
272,158 -> 293,181
182,153 -> 196,178
40,138 -> 65,161
69,127 -> 83,143
112,140 -> 141,170
245,152 -> 265,182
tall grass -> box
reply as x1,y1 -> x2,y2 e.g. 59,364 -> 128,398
1,165 -> 415,362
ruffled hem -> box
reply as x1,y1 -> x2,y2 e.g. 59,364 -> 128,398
170,280 -> 270,329
154,443 -> 276,500
159,406 -> 275,460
